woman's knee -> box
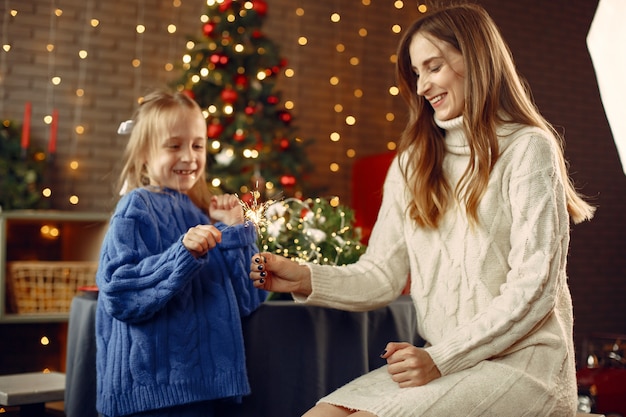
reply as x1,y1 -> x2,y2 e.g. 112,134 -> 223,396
302,403 -> 354,417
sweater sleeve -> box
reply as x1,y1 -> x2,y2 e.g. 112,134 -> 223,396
297,156 -> 411,311
96,192 -> 204,323
425,132 -> 571,376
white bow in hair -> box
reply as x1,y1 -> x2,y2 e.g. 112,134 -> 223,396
117,120 -> 134,135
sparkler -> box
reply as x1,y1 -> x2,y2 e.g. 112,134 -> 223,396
236,185 -> 277,249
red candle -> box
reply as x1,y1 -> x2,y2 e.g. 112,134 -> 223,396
48,109 -> 58,154
21,102 -> 31,150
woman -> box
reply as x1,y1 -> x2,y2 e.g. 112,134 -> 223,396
250,3 -> 594,417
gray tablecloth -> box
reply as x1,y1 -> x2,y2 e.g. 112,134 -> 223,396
65,294 -> 421,417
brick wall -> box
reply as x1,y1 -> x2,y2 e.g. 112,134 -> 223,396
1,0 -> 624,363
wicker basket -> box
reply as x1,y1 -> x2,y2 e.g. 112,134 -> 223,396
6,261 -> 98,314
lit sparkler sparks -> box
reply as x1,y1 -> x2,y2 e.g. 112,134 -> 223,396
239,190 -> 273,231
236,187 -> 278,249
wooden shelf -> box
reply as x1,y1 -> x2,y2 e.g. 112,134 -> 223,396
0,211 -> 109,323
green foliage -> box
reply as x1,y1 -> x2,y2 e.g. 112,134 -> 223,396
0,120 -> 48,210
259,197 -> 367,266
173,0 -> 314,198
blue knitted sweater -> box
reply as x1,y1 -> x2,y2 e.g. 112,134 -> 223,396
95,188 -> 266,417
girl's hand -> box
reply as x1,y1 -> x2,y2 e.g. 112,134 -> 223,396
183,224 -> 222,258
380,342 -> 441,387
209,194 -> 244,226
249,252 -> 312,296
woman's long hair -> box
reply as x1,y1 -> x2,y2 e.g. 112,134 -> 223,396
118,90 -> 213,213
395,3 -> 594,227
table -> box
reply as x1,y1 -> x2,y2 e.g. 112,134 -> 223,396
65,293 -> 421,417
0,371 -> 65,416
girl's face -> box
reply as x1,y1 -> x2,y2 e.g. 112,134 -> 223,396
145,109 -> 207,193
409,33 -> 466,121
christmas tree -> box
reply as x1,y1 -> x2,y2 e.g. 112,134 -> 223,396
174,0 -> 313,199
0,119 -> 48,211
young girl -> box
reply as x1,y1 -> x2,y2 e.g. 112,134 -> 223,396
95,90 -> 266,417
249,3 -> 594,416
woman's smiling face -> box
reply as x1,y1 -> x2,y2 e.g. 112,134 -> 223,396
145,109 -> 207,193
410,32 -> 466,121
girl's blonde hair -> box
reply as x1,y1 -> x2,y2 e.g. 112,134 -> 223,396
395,3 -> 594,228
118,90 -> 213,213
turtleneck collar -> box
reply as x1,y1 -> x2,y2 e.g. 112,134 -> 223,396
435,115 -> 469,155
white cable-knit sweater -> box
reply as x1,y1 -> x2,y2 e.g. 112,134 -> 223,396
299,116 -> 578,416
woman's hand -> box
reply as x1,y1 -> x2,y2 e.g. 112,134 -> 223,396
249,252 -> 312,296
381,342 -> 441,387
209,194 -> 244,226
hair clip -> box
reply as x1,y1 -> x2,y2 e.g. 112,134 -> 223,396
117,120 -> 134,135
119,180 -> 129,196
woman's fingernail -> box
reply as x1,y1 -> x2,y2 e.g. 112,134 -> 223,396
379,349 -> 387,358
254,257 -> 260,263
259,278 -> 265,284
257,265 -> 263,271
260,271 -> 266,277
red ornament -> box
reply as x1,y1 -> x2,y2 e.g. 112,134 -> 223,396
278,110 -> 292,124
252,30 -> 263,39
280,58 -> 288,68
245,105 -> 256,115
280,175 -> 296,186
279,138 -> 289,150
251,0 -> 268,16
218,0 -> 233,12
220,87 -> 238,104
202,22 -> 216,37
241,191 -> 254,205
210,53 -> 229,66
266,95 -> 279,105
233,130 -> 246,142
234,74 -> 248,88
182,90 -> 195,100
207,123 -> 224,138
209,54 -> 221,65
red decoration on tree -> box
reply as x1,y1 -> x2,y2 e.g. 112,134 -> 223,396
218,0 -> 233,12
207,122 -> 224,138
245,105 -> 256,115
280,174 -> 296,186
220,87 -> 238,104
279,138 -> 289,150
203,22 -> 216,37
266,95 -> 279,105
251,0 -> 268,16
278,110 -> 292,124
182,89 -> 195,100
210,53 -> 229,66
233,130 -> 246,142
234,74 -> 248,88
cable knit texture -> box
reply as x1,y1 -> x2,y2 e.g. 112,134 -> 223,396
95,188 -> 267,417
300,116 -> 578,416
